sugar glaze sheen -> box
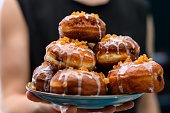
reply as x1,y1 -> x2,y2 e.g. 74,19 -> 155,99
50,69 -> 107,96
58,11 -> 106,42
108,56 -> 164,94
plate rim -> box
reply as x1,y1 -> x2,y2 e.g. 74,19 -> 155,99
26,82 -> 144,98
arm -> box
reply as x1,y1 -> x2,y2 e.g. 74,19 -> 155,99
1,0 -> 54,112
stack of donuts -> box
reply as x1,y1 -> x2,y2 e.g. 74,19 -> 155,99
32,11 -> 164,95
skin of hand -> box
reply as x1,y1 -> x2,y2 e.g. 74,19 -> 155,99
26,91 -> 134,113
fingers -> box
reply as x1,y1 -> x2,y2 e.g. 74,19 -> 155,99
102,106 -> 116,113
77,106 -> 116,113
26,91 -> 51,104
60,105 -> 77,113
115,101 -> 134,112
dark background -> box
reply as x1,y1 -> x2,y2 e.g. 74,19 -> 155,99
148,0 -> 170,112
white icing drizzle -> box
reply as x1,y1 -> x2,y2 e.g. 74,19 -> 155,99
96,18 -> 102,40
98,36 -> 138,57
142,61 -> 154,92
58,69 -> 102,95
46,41 -> 95,68
32,65 -> 53,91
110,61 -> 155,93
84,15 -> 89,19
61,14 -> 102,40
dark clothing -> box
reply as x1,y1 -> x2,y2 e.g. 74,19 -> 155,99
18,0 -> 150,112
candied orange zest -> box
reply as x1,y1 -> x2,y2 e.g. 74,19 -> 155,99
113,65 -> 117,69
59,37 -> 70,45
80,51 -> 85,55
71,11 -> 99,18
134,54 -> 153,64
112,34 -> 118,38
91,71 -> 105,78
90,43 -> 96,47
42,62 -> 47,66
101,34 -> 117,42
104,78 -> 110,84
122,39 -> 126,43
112,58 -> 132,69
124,58 -> 132,63
59,37 -> 88,49
81,66 -> 89,72
76,70 -> 81,75
52,41 -> 56,44
82,45 -> 88,49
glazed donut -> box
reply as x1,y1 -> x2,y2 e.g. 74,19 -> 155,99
50,66 -> 109,95
32,62 -> 57,92
59,11 -> 106,42
44,37 -> 96,70
107,55 -> 164,94
94,34 -> 140,67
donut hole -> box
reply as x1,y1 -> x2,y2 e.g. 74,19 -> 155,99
157,75 -> 162,82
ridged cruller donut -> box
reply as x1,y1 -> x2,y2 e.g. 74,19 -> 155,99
32,62 -> 57,92
59,11 -> 106,42
44,37 -> 96,71
50,66 -> 109,95
107,54 -> 164,94
94,34 -> 140,67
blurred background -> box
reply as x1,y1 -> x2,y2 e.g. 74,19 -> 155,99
148,0 -> 170,112
0,0 -> 170,113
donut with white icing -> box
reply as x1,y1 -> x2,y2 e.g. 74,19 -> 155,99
58,11 -> 106,42
44,37 -> 96,70
107,55 -> 164,94
50,67 -> 108,95
94,34 -> 140,67
32,62 -> 57,92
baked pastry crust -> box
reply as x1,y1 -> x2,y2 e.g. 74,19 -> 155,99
94,34 -> 140,67
50,68 -> 107,95
59,11 -> 106,42
108,56 -> 164,94
44,37 -> 96,70
32,63 -> 57,92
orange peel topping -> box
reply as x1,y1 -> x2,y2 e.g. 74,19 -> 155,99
91,71 -> 106,78
122,39 -> 126,43
52,41 -> 56,44
82,45 -> 88,49
104,78 -> 110,84
58,37 -> 88,49
59,37 -> 70,45
76,70 -> 82,75
90,43 -> 96,47
80,51 -> 85,55
113,58 -> 132,69
101,34 -> 118,42
134,54 -> 153,64
42,62 -> 47,66
71,11 -> 99,18
81,66 -> 89,72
